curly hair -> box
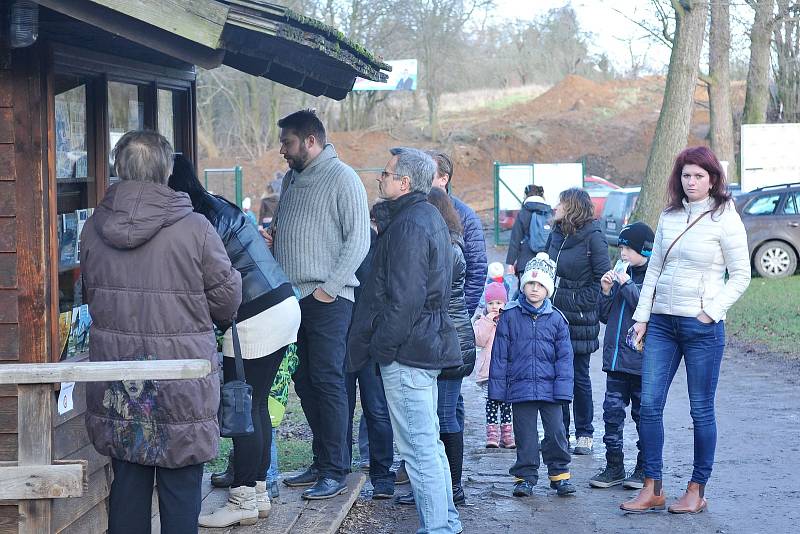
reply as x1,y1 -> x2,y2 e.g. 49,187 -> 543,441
556,187 -> 595,235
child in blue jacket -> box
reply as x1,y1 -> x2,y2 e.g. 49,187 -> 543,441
590,222 -> 654,490
489,253 -> 575,498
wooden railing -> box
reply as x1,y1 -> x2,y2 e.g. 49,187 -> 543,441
0,359 -> 211,534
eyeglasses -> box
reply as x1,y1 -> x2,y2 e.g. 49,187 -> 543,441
380,171 -> 404,180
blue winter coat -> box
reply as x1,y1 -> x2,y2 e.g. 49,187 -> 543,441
452,195 -> 487,316
488,298 -> 574,404
597,261 -> 648,375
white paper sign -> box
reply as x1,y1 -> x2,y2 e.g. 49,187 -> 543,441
58,382 -> 75,415
533,163 -> 585,208
497,164 -> 534,211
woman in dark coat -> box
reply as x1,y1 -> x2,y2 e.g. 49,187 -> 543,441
169,155 -> 300,527
546,187 -> 610,456
395,187 -> 476,507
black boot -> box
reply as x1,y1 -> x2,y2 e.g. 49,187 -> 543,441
589,450 -> 625,488
440,432 -> 466,505
210,450 -> 234,488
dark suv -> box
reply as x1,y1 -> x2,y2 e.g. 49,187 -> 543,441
735,183 -> 800,278
600,187 -> 640,246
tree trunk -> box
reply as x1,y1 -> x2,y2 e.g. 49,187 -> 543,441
427,89 -> 440,142
709,0 -> 737,182
773,0 -> 800,122
632,0 -> 709,229
742,0 -> 775,124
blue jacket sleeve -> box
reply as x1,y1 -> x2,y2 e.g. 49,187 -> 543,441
552,317 -> 574,402
461,206 -> 487,316
487,311 -> 510,402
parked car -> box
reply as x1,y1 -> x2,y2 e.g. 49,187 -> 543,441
735,183 -> 800,278
498,175 -> 620,230
600,187 -> 640,246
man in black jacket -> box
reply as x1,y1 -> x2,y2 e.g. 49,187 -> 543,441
347,147 -> 463,534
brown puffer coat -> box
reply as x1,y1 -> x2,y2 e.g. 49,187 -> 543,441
80,180 -> 242,468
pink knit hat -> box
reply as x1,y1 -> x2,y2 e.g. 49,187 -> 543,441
484,282 -> 508,304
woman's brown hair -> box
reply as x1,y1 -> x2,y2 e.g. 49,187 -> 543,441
427,187 -> 464,237
556,187 -> 595,235
665,146 -> 732,215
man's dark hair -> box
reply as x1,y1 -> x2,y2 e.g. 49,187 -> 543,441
277,109 -> 326,145
426,150 -> 453,182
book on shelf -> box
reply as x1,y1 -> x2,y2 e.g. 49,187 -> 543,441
58,309 -> 73,360
63,304 -> 92,359
58,208 -> 94,268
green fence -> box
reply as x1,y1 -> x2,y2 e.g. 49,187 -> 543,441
203,166 -> 244,207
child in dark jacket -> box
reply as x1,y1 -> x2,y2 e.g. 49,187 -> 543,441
489,253 -> 575,498
589,222 -> 654,490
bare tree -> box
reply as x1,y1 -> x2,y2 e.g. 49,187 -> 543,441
632,0 -> 710,229
743,0 -> 776,123
772,0 -> 800,121
709,0 -> 737,181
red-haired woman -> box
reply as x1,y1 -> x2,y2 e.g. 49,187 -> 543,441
621,147 -> 750,514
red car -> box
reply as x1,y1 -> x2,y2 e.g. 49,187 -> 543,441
498,175 -> 620,230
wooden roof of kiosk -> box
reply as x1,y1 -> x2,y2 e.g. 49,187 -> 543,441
0,2 -> 387,532
37,0 -> 390,99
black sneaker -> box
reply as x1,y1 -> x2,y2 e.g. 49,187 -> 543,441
513,480 -> 536,497
395,491 -> 415,505
550,479 -> 576,496
589,463 -> 626,488
283,467 -> 319,487
452,485 -> 466,506
623,465 -> 645,489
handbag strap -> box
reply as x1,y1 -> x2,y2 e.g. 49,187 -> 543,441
651,209 -> 712,305
231,320 -> 246,382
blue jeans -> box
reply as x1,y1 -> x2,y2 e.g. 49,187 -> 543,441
436,378 -> 464,433
266,427 -> 278,483
346,363 -> 395,485
380,361 -> 461,534
640,314 -> 725,484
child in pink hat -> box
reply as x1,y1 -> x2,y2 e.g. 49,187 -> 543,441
473,282 -> 515,448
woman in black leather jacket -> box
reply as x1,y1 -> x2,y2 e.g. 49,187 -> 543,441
428,187 -> 476,504
169,155 -> 300,525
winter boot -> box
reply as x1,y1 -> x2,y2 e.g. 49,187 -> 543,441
668,482 -> 707,514
589,451 -> 626,488
500,424 -> 516,449
620,478 -> 666,513
441,432 -> 466,505
198,486 -> 258,528
255,481 -> 271,518
210,450 -> 234,488
485,424 -> 500,448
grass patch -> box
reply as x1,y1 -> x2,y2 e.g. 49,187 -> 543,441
726,275 -> 800,355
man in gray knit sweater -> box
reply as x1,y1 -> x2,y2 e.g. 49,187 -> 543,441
265,110 -> 370,499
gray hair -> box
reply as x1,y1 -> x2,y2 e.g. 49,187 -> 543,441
113,130 -> 174,185
389,147 -> 435,194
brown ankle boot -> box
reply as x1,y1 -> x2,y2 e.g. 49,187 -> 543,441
620,478 -> 666,513
668,482 -> 707,514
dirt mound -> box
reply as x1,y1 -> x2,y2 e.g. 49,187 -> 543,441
200,75 -> 745,216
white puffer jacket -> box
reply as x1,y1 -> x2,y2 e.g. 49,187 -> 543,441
632,197 -> 750,323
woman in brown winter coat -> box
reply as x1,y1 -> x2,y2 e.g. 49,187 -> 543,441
80,131 -> 242,534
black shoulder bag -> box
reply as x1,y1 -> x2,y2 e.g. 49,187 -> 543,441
219,320 -> 254,437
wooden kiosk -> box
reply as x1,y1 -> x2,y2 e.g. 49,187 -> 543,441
0,1 -> 387,532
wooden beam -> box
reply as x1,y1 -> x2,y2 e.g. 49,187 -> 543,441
17,384 -> 52,534
0,462 -> 86,500
0,145 -> 15,181
0,359 -> 212,384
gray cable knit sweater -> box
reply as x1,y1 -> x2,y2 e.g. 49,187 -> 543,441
273,144 -> 370,302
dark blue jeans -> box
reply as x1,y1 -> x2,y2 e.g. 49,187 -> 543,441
346,363 -> 395,485
294,295 -> 353,482
640,314 -> 725,484
437,378 -> 464,433
562,352 -> 594,438
109,459 -> 203,534
602,371 -> 642,463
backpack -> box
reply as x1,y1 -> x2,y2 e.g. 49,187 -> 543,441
527,209 -> 552,253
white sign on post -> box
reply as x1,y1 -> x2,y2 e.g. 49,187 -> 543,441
533,163 -> 585,208
57,382 -> 75,415
497,164 -> 534,211
741,123 -> 800,192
